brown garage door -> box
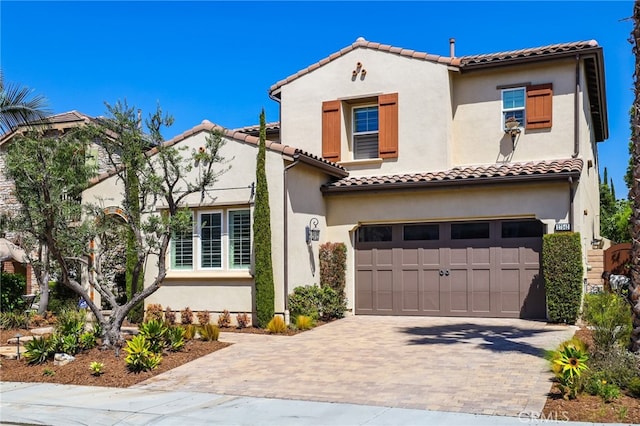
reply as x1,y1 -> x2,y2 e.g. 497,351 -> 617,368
355,220 -> 545,319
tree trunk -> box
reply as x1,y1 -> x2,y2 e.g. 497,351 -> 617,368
36,271 -> 49,315
630,0 -> 640,353
100,306 -> 126,350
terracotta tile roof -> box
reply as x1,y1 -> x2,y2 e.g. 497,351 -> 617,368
0,110 -> 98,146
458,40 -> 601,69
89,120 -> 347,186
321,159 -> 583,193
234,122 -> 280,133
269,37 -> 461,96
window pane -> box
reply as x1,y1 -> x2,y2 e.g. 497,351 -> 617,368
354,106 -> 378,132
503,89 -> 525,109
358,225 -> 392,242
404,224 -> 439,241
501,220 -> 543,238
354,133 -> 379,159
171,216 -> 193,269
451,222 -> 490,239
200,213 -> 222,268
229,210 -> 251,269
503,110 -> 525,124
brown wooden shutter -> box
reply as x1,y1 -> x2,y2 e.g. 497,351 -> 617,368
526,84 -> 552,129
322,100 -> 341,161
378,93 -> 398,158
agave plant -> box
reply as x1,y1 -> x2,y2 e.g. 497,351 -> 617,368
24,336 -> 53,365
123,335 -> 162,373
138,319 -> 168,354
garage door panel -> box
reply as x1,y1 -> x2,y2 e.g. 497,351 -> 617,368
401,270 -> 419,311
356,249 -> 373,267
449,248 -> 470,265
377,270 -> 394,311
422,248 -> 441,266
375,249 -> 394,266
356,270 -> 374,311
500,247 -> 520,264
472,247 -> 490,265
402,250 -> 419,266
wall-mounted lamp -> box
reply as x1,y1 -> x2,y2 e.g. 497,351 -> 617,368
504,117 -> 521,147
305,217 -> 320,244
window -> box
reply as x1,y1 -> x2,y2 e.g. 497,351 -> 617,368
451,222 -> 490,239
358,225 -> 393,242
502,88 -> 525,129
403,224 -> 439,241
200,212 -> 222,268
353,105 -> 379,159
322,93 -> 398,162
229,209 -> 251,269
501,220 -> 543,238
171,216 -> 193,270
501,84 -> 553,130
170,208 -> 251,271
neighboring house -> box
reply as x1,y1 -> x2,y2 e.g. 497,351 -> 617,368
84,37 -> 607,321
0,111 -> 113,291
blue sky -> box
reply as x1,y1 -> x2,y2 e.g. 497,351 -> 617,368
1,1 -> 633,197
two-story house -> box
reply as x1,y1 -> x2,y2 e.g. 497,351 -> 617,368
83,37 -> 607,321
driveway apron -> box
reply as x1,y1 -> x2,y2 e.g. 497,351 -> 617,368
134,316 -> 576,417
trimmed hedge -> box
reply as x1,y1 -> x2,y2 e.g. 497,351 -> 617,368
543,232 -> 583,324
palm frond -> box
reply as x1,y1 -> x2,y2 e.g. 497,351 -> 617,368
0,73 -> 49,133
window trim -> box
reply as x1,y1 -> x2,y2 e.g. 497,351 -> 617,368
352,103 -> 379,160
227,207 -> 252,270
501,87 -> 526,131
197,210 -> 223,270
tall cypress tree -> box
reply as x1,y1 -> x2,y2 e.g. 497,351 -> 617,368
253,109 -> 274,327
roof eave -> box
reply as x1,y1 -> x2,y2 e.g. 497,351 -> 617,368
321,171 -> 580,194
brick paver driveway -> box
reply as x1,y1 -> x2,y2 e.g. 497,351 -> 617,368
134,316 -> 575,416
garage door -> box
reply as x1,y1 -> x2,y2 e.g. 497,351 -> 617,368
355,220 -> 545,319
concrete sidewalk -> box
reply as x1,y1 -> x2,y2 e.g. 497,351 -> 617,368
0,382 -> 631,426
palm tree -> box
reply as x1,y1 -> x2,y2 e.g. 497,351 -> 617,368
0,71 -> 49,134
629,0 -> 640,352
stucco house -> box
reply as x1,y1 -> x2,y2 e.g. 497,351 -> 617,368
83,37 -> 608,321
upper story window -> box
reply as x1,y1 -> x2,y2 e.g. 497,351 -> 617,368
502,88 -> 525,129
322,93 -> 398,162
170,208 -> 251,271
500,83 -> 553,131
353,105 -> 379,159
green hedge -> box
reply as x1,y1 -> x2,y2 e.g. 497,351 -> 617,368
542,232 -> 583,324
0,272 -> 26,312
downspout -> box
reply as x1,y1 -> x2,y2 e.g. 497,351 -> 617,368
568,176 -> 575,230
572,54 -> 580,158
283,158 -> 300,314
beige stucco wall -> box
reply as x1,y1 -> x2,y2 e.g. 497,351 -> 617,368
278,48 -> 454,176
451,59 -> 578,165
324,181 -> 572,311
83,130 -> 293,317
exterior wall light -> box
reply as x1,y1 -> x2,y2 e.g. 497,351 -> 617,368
504,117 -> 521,147
305,217 -> 320,244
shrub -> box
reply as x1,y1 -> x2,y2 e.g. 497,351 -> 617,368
267,316 -> 287,334
138,319 -> 168,354
180,307 -> 193,325
124,335 -> 162,372
165,326 -> 185,351
217,309 -> 231,327
295,315 -> 314,330
319,286 -> 346,320
628,376 -> 640,397
319,242 -> 347,295
288,285 -> 346,321
589,347 -> 640,389
183,324 -> 197,340
543,233 -> 583,324
0,312 -> 27,329
24,336 -> 53,365
0,272 -> 26,313
199,323 -> 220,341
586,372 -> 621,402
196,310 -> 210,326
54,308 -> 86,337
79,332 -> 97,351
47,280 -> 77,315
145,303 -> 164,322
582,292 -> 632,351
236,312 -> 250,329
165,306 -> 176,325
90,361 -> 105,376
